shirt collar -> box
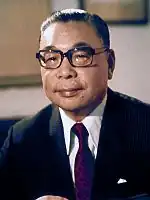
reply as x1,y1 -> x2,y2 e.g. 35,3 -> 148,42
59,94 -> 107,155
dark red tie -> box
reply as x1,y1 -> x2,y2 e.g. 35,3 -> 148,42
71,123 -> 94,200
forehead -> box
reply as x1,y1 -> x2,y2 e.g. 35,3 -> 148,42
40,21 -> 103,50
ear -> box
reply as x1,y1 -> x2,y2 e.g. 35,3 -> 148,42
107,49 -> 115,80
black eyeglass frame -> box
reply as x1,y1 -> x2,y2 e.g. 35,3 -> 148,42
36,46 -> 109,69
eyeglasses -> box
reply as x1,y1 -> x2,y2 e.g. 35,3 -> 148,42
36,46 -> 108,69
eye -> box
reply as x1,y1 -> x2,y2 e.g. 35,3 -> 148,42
74,51 -> 91,59
44,53 -> 60,65
71,51 -> 92,66
46,56 -> 57,62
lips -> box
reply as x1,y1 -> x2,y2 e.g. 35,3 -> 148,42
57,88 -> 81,92
56,88 -> 83,97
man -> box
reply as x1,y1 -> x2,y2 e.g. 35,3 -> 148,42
0,8 -> 150,200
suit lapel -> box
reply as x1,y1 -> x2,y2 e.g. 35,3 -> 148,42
48,105 -> 67,157
48,105 -> 75,199
92,89 -> 125,198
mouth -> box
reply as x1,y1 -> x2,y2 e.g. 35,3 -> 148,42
56,88 -> 83,98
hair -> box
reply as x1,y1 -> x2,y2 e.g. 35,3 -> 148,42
40,8 -> 110,48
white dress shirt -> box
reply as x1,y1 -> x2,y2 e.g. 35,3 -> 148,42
59,95 -> 107,182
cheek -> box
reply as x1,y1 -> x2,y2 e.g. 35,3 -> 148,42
84,66 -> 108,88
41,69 -> 47,88
95,58 -> 108,81
41,69 -> 54,92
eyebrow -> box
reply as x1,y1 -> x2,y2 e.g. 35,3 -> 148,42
72,42 -> 92,48
41,42 -> 92,51
42,45 -> 56,51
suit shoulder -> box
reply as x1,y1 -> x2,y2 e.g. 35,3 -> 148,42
114,90 -> 150,110
10,104 -> 54,142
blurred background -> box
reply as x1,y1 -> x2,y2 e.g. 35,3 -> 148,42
0,0 -> 150,120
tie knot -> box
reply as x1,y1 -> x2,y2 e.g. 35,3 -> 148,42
71,123 -> 89,144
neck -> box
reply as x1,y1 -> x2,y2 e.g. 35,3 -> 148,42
63,107 -> 94,122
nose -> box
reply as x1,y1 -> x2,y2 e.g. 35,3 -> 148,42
56,57 -> 77,79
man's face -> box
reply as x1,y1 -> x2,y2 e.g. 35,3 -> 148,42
40,21 -> 111,114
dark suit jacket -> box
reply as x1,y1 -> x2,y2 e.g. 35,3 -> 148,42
1,88 -> 150,200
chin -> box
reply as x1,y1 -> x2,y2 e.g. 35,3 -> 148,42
56,98 -> 86,111
58,103 -> 82,112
